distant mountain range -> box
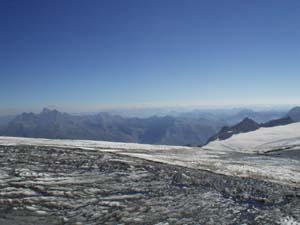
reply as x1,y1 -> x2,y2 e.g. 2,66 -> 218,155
0,108 -> 222,146
0,115 -> 15,126
0,107 -> 297,146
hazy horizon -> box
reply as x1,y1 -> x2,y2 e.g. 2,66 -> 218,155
0,102 -> 295,117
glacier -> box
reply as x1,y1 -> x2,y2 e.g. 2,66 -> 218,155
1,122 -> 300,186
0,124 -> 300,224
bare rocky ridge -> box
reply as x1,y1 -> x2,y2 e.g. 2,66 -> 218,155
207,116 -> 294,143
0,145 -> 300,225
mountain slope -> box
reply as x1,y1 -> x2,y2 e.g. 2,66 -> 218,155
208,116 -> 294,143
0,115 -> 15,126
207,118 -> 260,143
287,106 -> 300,122
205,122 -> 300,154
261,116 -> 294,127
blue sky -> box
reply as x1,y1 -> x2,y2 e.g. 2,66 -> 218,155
1,0 -> 300,113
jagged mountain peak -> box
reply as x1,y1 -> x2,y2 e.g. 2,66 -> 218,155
41,108 -> 61,115
235,117 -> 259,127
207,117 -> 260,143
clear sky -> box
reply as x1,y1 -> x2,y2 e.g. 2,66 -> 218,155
1,0 -> 300,113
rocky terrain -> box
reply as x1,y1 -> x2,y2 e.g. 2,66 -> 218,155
0,143 -> 299,225
1,120 -> 300,225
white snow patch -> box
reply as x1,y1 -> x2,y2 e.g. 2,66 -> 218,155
204,122 -> 300,153
280,216 -> 300,225
0,136 -> 190,151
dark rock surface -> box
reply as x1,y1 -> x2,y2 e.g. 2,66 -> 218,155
207,118 -> 260,143
0,145 -> 299,225
261,116 -> 294,128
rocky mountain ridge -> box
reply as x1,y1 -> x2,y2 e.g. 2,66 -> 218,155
207,106 -> 300,143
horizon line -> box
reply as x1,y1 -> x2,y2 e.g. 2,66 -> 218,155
0,101 -> 299,116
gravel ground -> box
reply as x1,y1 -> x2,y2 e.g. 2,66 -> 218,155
0,145 -> 299,225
